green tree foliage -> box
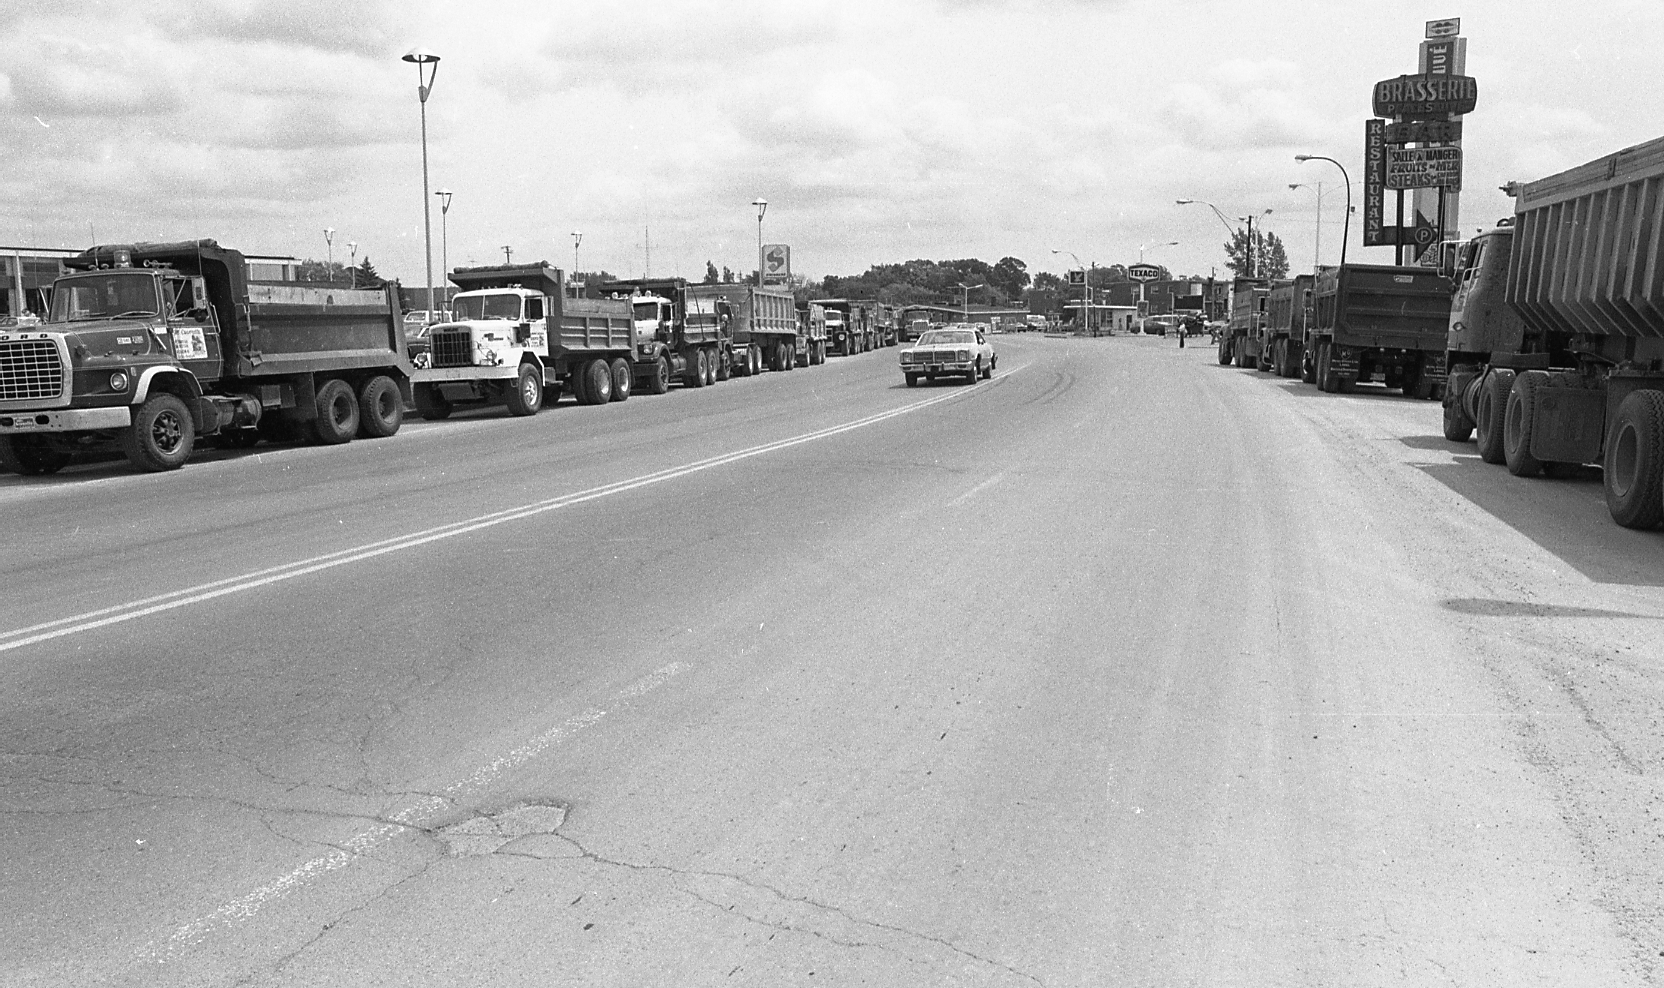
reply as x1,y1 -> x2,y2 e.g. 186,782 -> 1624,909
703,261 -> 720,284
354,256 -> 383,288
819,258 -> 1032,307
297,259 -> 348,285
989,256 -> 1030,299
1222,228 -> 1290,280
721,266 -> 736,284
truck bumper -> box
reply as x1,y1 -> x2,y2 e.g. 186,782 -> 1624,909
0,407 -> 132,433
410,366 -> 521,383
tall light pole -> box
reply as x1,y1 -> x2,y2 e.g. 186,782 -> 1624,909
1240,209 -> 1272,277
323,227 -> 334,283
402,46 -> 441,322
435,188 -> 452,311
1289,182 -> 1327,271
346,241 -> 357,288
1295,155 -> 1352,270
571,231 -> 582,278
752,198 -> 768,287
956,281 -> 983,321
1138,240 -> 1178,264
1051,248 -> 1088,334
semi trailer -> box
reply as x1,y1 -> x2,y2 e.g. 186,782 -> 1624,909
1442,134 -> 1664,528
0,239 -> 411,473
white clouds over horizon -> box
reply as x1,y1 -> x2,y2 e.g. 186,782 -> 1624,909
2,0 -> 1661,281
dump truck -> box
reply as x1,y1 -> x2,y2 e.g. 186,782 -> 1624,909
0,239 -> 411,474
597,278 -> 732,390
1263,274 -> 1314,378
1302,264 -> 1451,396
1441,134 -> 1664,528
814,299 -> 867,356
413,263 -> 633,417
1221,278 -> 1269,368
685,284 -> 808,375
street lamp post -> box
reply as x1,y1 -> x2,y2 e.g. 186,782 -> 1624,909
571,231 -> 582,279
1288,182 -> 1327,270
435,188 -> 452,312
323,227 -> 334,284
1241,209 -> 1272,277
402,46 -> 441,323
346,241 -> 357,288
752,198 -> 768,287
1051,248 -> 1088,335
1295,155 -> 1352,269
956,281 -> 982,321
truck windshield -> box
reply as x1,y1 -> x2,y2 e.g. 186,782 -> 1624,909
50,273 -> 161,322
452,294 -> 523,321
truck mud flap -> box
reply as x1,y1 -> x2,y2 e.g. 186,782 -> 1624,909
1330,348 -> 1361,378
1531,386 -> 1604,464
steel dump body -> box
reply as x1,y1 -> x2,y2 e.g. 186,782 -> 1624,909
1227,278 -> 1269,367
685,285 -> 796,345
1506,136 -> 1664,346
1314,264 -> 1452,351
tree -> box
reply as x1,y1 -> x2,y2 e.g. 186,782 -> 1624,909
1222,228 -> 1289,280
703,261 -> 720,284
1031,271 -> 1065,294
990,256 -> 1030,299
721,266 -> 736,283
297,259 -> 348,285
354,256 -> 383,288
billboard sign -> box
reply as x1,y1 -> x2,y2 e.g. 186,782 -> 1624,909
1372,73 -> 1478,117
1425,17 -> 1460,39
1384,119 -> 1462,144
1066,269 -> 1086,286
1127,263 -> 1162,282
1363,119 -> 1392,246
1386,146 -> 1463,191
762,244 -> 790,283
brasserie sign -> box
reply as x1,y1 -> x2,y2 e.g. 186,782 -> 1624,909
1372,73 -> 1478,117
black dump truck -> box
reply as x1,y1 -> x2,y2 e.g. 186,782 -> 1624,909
0,240 -> 411,473
1303,264 -> 1451,397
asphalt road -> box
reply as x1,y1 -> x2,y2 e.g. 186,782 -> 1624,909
3,335 -> 1662,987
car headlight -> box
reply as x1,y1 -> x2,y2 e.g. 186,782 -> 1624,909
957,350 -> 969,361
109,371 -> 129,392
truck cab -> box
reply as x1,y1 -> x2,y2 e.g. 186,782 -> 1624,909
425,288 -> 549,370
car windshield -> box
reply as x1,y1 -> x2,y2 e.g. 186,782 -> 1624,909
50,273 -> 161,322
918,331 -> 974,346
452,294 -> 522,321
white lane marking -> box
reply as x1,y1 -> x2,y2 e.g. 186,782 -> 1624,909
146,662 -> 688,959
948,471 -> 1006,506
3,377 -> 1011,656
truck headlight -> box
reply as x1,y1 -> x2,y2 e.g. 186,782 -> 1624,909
109,371 -> 129,392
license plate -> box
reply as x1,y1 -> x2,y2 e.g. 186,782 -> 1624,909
5,417 -> 48,432
927,364 -> 942,372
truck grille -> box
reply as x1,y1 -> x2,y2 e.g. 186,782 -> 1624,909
0,338 -> 65,401
429,328 -> 474,368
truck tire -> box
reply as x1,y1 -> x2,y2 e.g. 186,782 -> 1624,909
1316,342 -> 1334,392
644,355 -> 671,395
1605,389 -> 1664,529
1300,345 -> 1316,384
312,378 -> 359,444
704,348 -> 719,385
414,382 -> 452,420
358,375 -> 404,436
120,392 -> 195,471
1217,333 -> 1232,366
1503,371 -> 1546,477
582,358 -> 613,404
1442,391 -> 1476,442
505,362 -> 544,416
767,342 -> 785,372
0,435 -> 70,475
1474,369 -> 1513,465
609,357 -> 632,401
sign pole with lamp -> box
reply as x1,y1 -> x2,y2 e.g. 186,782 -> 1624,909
401,47 -> 441,324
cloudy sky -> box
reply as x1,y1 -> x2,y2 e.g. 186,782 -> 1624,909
1,0 -> 1658,288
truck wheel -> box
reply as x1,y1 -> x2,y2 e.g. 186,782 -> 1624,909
120,392 -> 195,471
312,378 -> 359,444
414,382 -> 452,420
582,358 -> 613,404
0,436 -> 70,475
767,342 -> 784,372
1605,389 -> 1664,529
684,350 -> 705,388
1474,369 -> 1513,465
1315,342 -> 1333,392
644,355 -> 671,395
505,362 -> 544,416
609,357 -> 632,401
1503,372 -> 1545,477
358,375 -> 404,436
1442,392 -> 1476,442
1217,334 -> 1232,366
706,349 -> 720,384
1300,346 -> 1316,384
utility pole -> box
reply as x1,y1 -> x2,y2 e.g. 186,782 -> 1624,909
502,245 -> 513,264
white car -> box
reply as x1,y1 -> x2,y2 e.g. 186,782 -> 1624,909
898,326 -> 995,386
